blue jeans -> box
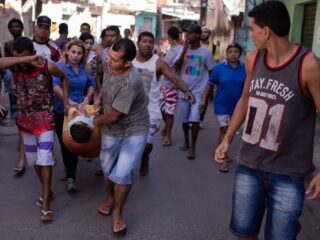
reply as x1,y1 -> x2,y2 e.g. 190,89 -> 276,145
230,164 -> 305,240
100,134 -> 147,185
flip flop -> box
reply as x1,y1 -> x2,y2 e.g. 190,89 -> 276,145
219,163 -> 229,173
40,210 -> 54,222
112,220 -> 127,236
162,137 -> 172,146
226,156 -> 233,163
36,194 -> 55,207
187,149 -> 195,160
98,202 -> 113,216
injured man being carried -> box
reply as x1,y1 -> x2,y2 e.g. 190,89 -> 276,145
63,104 -> 101,158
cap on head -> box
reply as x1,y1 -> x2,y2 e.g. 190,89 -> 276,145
202,26 -> 211,33
37,16 -> 51,27
183,24 -> 202,34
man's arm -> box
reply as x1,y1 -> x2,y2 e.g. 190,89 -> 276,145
93,107 -> 122,125
214,50 -> 257,163
200,83 -> 214,112
0,55 -> 44,70
157,59 -> 195,103
48,61 -> 69,110
174,41 -> 188,71
302,52 -> 320,201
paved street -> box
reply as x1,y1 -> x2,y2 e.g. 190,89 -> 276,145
0,102 -> 320,239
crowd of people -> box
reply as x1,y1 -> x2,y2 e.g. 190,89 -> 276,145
0,1 -> 320,239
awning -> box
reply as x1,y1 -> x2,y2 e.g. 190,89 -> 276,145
161,9 -> 200,21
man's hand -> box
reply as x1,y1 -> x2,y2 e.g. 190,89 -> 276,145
93,115 -> 102,126
83,96 -> 90,105
185,91 -> 195,104
215,141 -> 229,164
29,55 -> 45,68
183,39 -> 189,53
64,104 -> 71,116
68,98 -> 78,107
306,172 -> 320,200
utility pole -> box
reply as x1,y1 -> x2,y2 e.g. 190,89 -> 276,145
200,0 -> 208,26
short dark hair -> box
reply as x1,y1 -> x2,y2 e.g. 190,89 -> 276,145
13,37 -> 34,53
70,122 -> 92,143
106,25 -> 120,37
227,43 -> 243,55
79,32 -> 94,42
100,28 -> 107,39
59,23 -> 68,34
167,26 -> 179,40
8,18 -> 23,29
248,1 -> 290,37
112,38 -> 136,62
138,31 -> 155,42
81,23 -> 90,30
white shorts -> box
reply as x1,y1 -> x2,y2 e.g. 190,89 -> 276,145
216,115 -> 231,127
147,119 -> 161,144
23,130 -> 55,166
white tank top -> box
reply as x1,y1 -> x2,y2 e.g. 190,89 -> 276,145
133,55 -> 161,120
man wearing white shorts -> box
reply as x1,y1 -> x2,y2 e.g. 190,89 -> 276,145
0,37 -> 68,222
133,31 -> 194,176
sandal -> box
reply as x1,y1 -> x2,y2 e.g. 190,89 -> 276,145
162,137 -> 172,146
40,210 -> 54,222
219,162 -> 229,173
226,156 -> 233,163
112,220 -> 127,236
187,149 -> 195,160
36,193 -> 55,207
98,202 -> 113,216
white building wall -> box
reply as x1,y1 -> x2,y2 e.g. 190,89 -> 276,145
101,13 -> 135,38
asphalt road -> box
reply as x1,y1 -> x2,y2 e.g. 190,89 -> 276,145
0,106 -> 320,240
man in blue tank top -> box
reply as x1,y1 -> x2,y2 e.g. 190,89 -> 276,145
215,1 -> 320,240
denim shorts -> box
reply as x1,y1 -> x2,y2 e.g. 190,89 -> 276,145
230,164 -> 305,240
100,134 -> 147,185
179,96 -> 201,123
